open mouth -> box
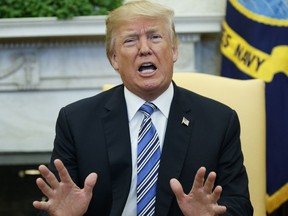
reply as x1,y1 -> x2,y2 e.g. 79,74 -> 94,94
138,63 -> 157,73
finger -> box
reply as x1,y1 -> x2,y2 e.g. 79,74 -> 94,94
35,177 -> 54,198
214,205 -> 227,215
33,200 -> 49,211
203,171 -> 216,194
170,178 -> 185,201
54,159 -> 73,184
83,172 -> 98,194
38,164 -> 59,189
211,185 -> 223,203
192,167 -> 206,189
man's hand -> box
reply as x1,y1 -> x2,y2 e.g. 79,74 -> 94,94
170,167 -> 227,216
33,159 -> 97,216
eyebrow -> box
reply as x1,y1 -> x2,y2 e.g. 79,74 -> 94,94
120,27 -> 161,38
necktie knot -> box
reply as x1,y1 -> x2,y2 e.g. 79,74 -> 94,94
139,102 -> 157,117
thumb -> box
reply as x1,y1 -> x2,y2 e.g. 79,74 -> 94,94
170,178 -> 184,201
83,172 -> 97,194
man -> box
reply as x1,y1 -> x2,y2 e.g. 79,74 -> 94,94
33,1 -> 253,215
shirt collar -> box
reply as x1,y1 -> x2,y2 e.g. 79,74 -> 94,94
124,82 -> 174,121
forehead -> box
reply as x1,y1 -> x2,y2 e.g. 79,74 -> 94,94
116,18 -> 167,37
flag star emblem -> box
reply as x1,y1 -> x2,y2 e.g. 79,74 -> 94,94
181,117 -> 189,126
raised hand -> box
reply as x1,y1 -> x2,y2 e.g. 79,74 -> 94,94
170,167 -> 227,216
33,159 -> 97,216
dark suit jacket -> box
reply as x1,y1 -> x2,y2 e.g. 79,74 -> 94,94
45,82 -> 253,215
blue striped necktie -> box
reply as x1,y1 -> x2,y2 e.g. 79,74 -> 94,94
137,102 -> 161,216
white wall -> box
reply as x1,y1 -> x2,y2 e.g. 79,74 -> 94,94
0,0 -> 226,164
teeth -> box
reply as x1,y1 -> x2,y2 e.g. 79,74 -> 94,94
141,69 -> 155,74
142,63 -> 152,66
138,62 -> 157,73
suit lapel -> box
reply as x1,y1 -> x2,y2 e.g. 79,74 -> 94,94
156,85 -> 195,216
101,85 -> 132,215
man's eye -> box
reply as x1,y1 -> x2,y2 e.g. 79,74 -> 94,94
124,38 -> 137,46
151,35 -> 162,42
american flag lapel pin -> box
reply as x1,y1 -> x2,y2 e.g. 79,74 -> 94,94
181,117 -> 189,126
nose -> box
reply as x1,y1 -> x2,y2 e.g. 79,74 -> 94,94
138,38 -> 152,56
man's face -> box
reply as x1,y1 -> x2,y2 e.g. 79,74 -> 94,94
109,18 -> 178,101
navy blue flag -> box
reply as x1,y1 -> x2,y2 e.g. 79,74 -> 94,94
220,0 -> 288,213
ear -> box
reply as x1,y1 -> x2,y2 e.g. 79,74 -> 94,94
172,45 -> 178,63
109,52 -> 119,70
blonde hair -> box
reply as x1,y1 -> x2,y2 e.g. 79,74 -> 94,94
105,0 -> 177,59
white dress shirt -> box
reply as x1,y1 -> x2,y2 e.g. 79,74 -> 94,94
121,83 -> 174,215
